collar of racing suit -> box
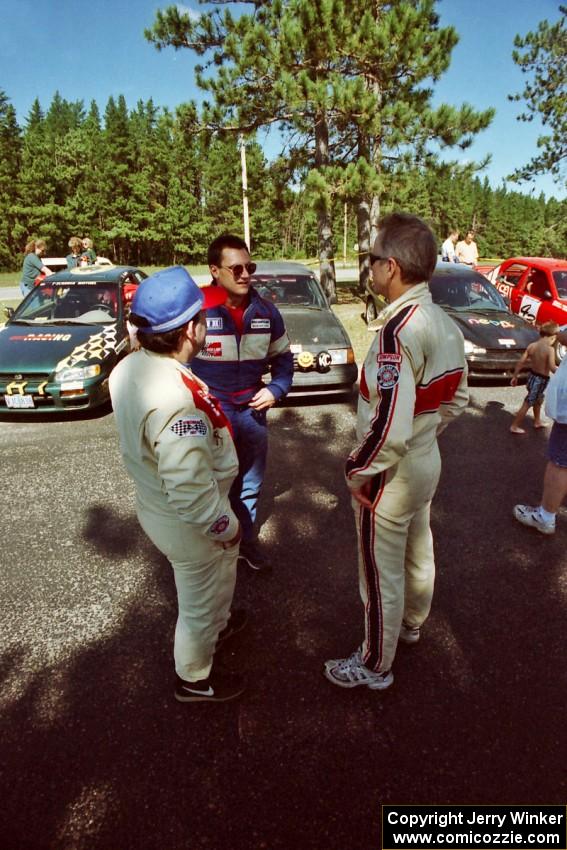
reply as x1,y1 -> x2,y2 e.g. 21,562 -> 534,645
373,281 -> 432,329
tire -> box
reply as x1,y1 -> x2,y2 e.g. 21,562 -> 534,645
365,297 -> 378,324
555,342 -> 566,366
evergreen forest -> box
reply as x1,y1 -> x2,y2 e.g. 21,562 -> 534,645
0,87 -> 565,274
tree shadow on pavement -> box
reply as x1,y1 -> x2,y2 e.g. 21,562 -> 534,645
1,399 -> 565,850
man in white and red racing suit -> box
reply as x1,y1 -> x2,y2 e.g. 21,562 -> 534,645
110,266 -> 246,703
325,213 -> 468,692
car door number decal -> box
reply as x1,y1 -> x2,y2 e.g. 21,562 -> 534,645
519,295 -> 540,324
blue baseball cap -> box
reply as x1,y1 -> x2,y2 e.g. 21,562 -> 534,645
131,266 -> 227,333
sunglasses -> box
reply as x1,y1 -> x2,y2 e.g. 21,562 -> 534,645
369,253 -> 387,266
221,262 -> 257,278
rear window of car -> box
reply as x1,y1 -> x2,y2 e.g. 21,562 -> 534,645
252,274 -> 327,308
429,272 -> 507,312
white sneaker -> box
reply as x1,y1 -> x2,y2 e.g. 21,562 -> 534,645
399,622 -> 421,644
324,650 -> 393,690
513,504 -> 555,535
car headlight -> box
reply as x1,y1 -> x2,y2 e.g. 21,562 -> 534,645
329,348 -> 356,365
463,340 -> 486,355
55,364 -> 102,383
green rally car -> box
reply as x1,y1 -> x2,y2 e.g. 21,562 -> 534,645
0,264 -> 146,412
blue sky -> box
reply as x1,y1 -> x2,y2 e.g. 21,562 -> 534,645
0,0 -> 564,199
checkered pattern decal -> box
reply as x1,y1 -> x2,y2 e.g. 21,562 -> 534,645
55,326 -> 118,372
170,418 -> 208,437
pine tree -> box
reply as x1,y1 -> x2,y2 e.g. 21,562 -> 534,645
0,90 -> 21,268
146,0 -> 493,297
509,5 -> 567,188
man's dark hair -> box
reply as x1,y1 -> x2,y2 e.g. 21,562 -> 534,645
377,213 -> 438,284
207,234 -> 250,267
129,312 -> 188,354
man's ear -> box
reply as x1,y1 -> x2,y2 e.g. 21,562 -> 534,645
210,264 -> 220,282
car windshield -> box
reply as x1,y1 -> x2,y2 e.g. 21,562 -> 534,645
553,270 -> 567,299
11,280 -> 120,324
429,272 -> 507,312
252,274 -> 327,308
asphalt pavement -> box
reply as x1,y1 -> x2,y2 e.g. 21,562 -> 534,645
0,383 -> 565,850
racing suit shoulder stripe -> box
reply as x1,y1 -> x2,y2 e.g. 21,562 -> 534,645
180,372 -> 233,433
346,305 -> 416,479
414,367 -> 466,416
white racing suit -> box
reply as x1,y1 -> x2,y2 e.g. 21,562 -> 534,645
346,283 -> 469,673
109,349 -> 240,682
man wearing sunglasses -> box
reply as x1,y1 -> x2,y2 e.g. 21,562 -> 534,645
192,233 -> 294,573
324,213 -> 468,692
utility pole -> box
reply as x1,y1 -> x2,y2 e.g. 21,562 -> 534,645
343,202 -> 348,266
239,133 -> 250,248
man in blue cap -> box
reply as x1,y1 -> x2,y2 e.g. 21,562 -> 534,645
109,266 -> 247,702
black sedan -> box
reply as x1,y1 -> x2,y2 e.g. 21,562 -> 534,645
251,261 -> 358,395
365,262 -> 539,379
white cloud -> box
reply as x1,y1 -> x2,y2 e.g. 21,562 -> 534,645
176,3 -> 200,21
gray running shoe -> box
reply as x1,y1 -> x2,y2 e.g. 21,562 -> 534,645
513,504 -> 555,535
323,650 -> 393,690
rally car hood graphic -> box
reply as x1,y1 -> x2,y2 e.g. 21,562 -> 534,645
278,307 -> 350,347
0,321 -> 118,372
446,309 -> 539,350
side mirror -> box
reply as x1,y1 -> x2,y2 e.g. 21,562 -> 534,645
3,306 -> 14,319
542,290 -> 553,301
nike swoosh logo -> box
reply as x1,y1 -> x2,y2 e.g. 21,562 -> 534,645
181,685 -> 214,696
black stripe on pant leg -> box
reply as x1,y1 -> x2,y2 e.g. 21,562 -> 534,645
361,473 -> 384,670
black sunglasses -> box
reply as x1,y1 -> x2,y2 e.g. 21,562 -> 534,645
369,253 -> 386,266
221,262 -> 257,278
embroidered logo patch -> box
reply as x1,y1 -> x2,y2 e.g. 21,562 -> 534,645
202,341 -> 222,357
251,319 -> 270,329
170,418 -> 208,437
376,363 -> 400,389
377,352 -> 402,365
206,317 -> 223,330
209,515 -> 230,535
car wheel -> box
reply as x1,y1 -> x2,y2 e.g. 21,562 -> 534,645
365,298 -> 378,324
555,342 -> 566,365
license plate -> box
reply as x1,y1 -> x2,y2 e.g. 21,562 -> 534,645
5,394 -> 34,409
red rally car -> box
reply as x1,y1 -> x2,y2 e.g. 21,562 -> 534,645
484,257 -> 567,327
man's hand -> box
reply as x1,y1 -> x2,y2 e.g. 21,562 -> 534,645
249,387 -> 276,410
223,523 -> 242,549
510,375 -> 518,387
350,481 -> 374,509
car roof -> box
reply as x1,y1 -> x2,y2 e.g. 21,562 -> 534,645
45,265 -> 142,283
433,261 -> 485,279
502,257 -> 567,270
252,261 -> 317,276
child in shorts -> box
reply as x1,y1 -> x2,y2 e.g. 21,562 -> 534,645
509,321 -> 559,434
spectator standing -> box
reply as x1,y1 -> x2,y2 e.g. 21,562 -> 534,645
66,236 -> 83,269
455,230 -> 479,266
324,213 -> 468,692
20,239 -> 52,297
81,237 -> 97,264
109,266 -> 247,702
514,327 -> 567,535
509,321 -> 558,434
441,228 -> 459,262
191,234 -> 294,573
